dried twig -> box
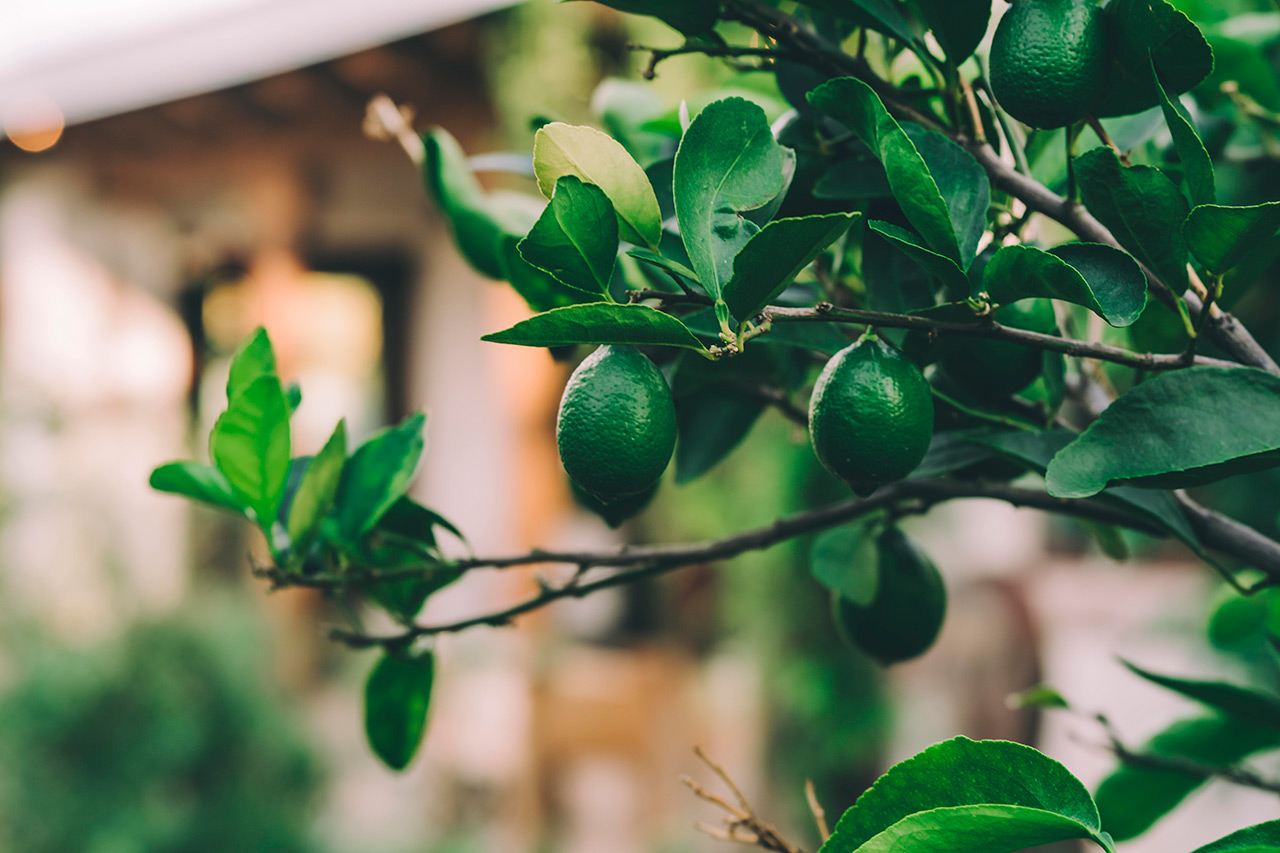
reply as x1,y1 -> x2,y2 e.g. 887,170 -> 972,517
684,747 -> 807,853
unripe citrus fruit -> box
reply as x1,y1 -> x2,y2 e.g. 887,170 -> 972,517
990,0 -> 1106,129
937,299 -> 1058,402
557,345 -> 676,501
833,526 -> 946,665
809,336 -> 934,496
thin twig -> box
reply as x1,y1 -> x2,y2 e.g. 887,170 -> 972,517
686,748 -> 807,853
363,94 -> 424,165
632,43 -> 795,79
320,479 -> 1200,647
1096,714 -> 1280,796
805,780 -> 830,843
761,304 -> 1238,372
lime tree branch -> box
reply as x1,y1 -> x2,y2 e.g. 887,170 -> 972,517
762,304 -> 1238,371
325,478 -> 1183,648
631,43 -> 799,80
722,0 -> 1280,376
1096,714 -> 1280,796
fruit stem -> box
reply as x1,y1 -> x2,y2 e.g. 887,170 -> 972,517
1086,115 -> 1128,165
959,72 -> 986,144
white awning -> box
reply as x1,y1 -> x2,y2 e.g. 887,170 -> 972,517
0,0 -> 517,134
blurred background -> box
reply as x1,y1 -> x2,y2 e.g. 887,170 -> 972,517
1,1 -> 1279,851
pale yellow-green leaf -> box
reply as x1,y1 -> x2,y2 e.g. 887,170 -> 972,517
533,122 -> 663,250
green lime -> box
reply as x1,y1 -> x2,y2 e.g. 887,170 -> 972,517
809,336 -> 934,496
557,345 -> 676,501
937,299 -> 1058,402
570,478 -> 659,528
990,0 -> 1106,129
833,526 -> 947,665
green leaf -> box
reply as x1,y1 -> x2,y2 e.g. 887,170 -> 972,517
149,461 -> 245,515
377,496 -> 467,551
980,243 -> 1147,327
673,98 -> 784,300
915,0 -> 991,64
364,649 -> 434,771
868,220 -> 969,299
1185,202 -> 1280,276
285,420 -> 347,547
722,213 -> 857,321
902,125 -> 990,268
1121,660 -> 1280,731
819,737 -> 1113,853
210,374 -> 291,524
808,78 -> 962,264
519,176 -> 619,296
1189,820 -> 1280,853
1008,685 -> 1071,711
862,223 -> 939,315
1046,367 -> 1280,498
533,122 -> 663,249
226,327 -> 276,401
1152,56 -> 1215,208
1075,147 -> 1192,293
499,236 -> 594,312
332,413 -> 427,540
1095,0 -> 1215,119
796,0 -> 916,44
814,157 -> 893,200
423,127 -> 536,279
627,248 -> 702,291
810,521 -> 878,606
482,303 -> 708,351
566,0 -> 718,35
1095,715 -> 1280,841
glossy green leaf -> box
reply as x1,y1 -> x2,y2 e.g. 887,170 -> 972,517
1095,0 -> 1214,119
862,223 -> 938,315
285,420 -> 347,547
482,302 -> 707,351
226,327 -> 276,402
499,236 -> 594,312
149,461 -> 245,515
808,78 -> 961,264
1121,660 -> 1280,731
1152,56 -> 1215,208
794,0 -> 915,43
423,127 -> 536,279
1185,202 -> 1280,276
1095,715 -> 1280,841
365,650 -> 434,771
519,176 -> 618,296
1046,367 -> 1280,498
377,496 -> 467,551
1189,820 -> 1280,853
210,374 -> 291,525
915,0 -> 992,63
566,0 -> 718,35
810,521 -> 878,606
813,157 -> 891,200
332,413 -> 427,540
1008,685 -> 1071,711
867,220 -> 969,299
903,125 -> 990,268
1075,147 -> 1192,293
819,737 -> 1113,853
674,98 -> 784,301
533,122 -> 662,249
722,213 -> 857,321
981,243 -> 1147,327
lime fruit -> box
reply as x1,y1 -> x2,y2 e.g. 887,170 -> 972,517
809,336 -> 934,496
937,299 -> 1058,402
990,0 -> 1106,129
833,526 -> 947,665
557,345 -> 676,500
